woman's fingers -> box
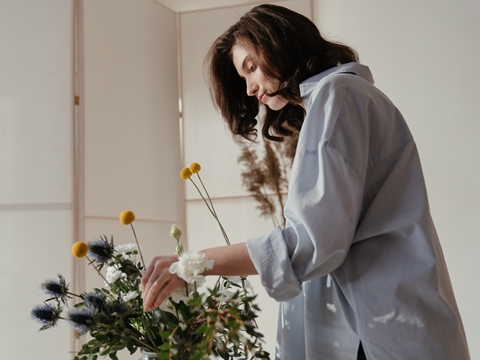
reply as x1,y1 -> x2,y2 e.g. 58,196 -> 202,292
142,255 -> 180,311
148,275 -> 184,311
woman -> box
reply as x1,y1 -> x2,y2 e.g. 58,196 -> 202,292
142,4 -> 470,359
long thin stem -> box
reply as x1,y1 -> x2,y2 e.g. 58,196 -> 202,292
130,224 -> 146,269
189,177 -> 230,245
86,255 -> 110,286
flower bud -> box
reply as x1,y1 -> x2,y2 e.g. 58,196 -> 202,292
170,224 -> 182,239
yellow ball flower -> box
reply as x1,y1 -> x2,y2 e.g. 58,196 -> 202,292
180,167 -> 192,180
189,162 -> 201,174
119,210 -> 135,225
71,242 -> 88,258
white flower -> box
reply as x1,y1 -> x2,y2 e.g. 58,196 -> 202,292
105,265 -> 126,284
121,290 -> 139,302
216,288 -> 236,303
243,279 -> 255,295
159,287 -> 194,314
114,243 -> 138,254
169,251 -> 214,285
225,276 -> 255,295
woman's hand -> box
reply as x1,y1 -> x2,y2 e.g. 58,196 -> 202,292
141,255 -> 184,312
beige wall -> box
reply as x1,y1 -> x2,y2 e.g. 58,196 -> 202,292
0,0 -> 74,358
81,0 -> 183,358
313,0 -> 480,357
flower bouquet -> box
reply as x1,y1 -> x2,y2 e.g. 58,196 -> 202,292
31,163 -> 269,360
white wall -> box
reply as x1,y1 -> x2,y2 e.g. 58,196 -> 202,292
313,0 -> 480,357
0,0 -> 74,358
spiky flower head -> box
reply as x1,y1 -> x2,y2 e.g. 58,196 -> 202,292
87,235 -> 115,267
40,274 -> 70,304
189,162 -> 201,174
31,303 -> 62,330
119,210 -> 135,225
83,292 -> 106,310
180,167 -> 192,180
104,298 -> 129,316
66,307 -> 95,334
71,241 -> 88,258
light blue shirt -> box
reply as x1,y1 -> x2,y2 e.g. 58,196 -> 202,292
246,63 -> 470,359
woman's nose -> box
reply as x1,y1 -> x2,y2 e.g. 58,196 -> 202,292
246,80 -> 258,97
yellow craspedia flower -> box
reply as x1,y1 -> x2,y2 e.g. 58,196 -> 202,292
180,167 -> 192,180
189,162 -> 201,174
71,241 -> 88,258
119,210 -> 135,225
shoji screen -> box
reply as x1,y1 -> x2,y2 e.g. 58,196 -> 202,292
0,0 -> 74,359
82,1 -> 182,358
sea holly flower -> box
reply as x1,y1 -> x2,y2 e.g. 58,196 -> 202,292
83,292 -> 106,310
105,299 -> 129,316
40,274 -> 71,305
66,308 -> 95,334
87,235 -> 114,267
31,302 -> 62,330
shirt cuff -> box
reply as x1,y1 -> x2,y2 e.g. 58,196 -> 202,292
246,226 -> 302,301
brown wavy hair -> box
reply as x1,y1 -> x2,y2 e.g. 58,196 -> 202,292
205,4 -> 358,142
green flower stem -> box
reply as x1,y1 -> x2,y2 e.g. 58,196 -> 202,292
188,178 -> 230,246
86,255 -> 111,286
127,325 -> 158,352
130,224 -> 146,269
196,173 -> 216,217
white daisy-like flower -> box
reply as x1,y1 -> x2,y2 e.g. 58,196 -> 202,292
169,251 -> 214,285
114,243 -> 138,254
121,290 -> 139,302
105,266 -> 126,284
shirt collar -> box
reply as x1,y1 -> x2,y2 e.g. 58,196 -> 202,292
300,62 -> 375,99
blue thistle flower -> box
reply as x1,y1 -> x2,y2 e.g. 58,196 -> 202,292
105,299 -> 129,316
31,303 -> 62,330
83,292 -> 106,310
40,274 -> 71,305
88,235 -> 114,267
66,307 -> 95,334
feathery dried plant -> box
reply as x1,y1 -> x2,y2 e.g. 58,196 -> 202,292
238,132 -> 299,228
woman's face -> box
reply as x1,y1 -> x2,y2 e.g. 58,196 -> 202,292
231,44 -> 288,111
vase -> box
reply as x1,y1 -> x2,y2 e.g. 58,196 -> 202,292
138,350 -> 159,360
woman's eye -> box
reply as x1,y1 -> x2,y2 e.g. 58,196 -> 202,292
249,64 -> 257,72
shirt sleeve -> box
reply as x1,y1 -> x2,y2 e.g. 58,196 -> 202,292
247,77 -> 366,302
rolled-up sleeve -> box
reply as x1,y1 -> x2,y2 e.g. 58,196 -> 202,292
247,140 -> 365,301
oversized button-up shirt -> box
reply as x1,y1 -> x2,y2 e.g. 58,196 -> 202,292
246,62 -> 470,359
